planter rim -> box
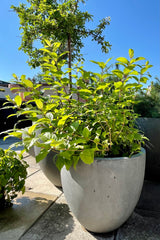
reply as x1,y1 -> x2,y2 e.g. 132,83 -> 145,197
94,147 -> 145,162
138,117 -> 160,120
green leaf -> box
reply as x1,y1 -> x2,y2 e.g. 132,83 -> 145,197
125,83 -> 140,89
65,160 -> 73,170
14,95 -> 22,107
141,65 -> 153,74
45,104 -> 56,111
105,57 -> 113,65
54,42 -> 61,49
90,60 -> 106,69
82,127 -> 91,139
44,39 -> 51,47
58,115 -> 72,127
12,73 -> 18,80
22,79 -> 33,88
73,155 -> 80,169
116,57 -> 128,64
7,113 -> 17,119
130,70 -> 139,75
28,124 -> 37,135
21,186 -> 25,194
112,70 -> 123,78
140,67 -> 148,74
129,49 -> 134,59
135,57 -> 146,61
96,83 -> 110,91
140,77 -> 148,84
78,89 -> 92,94
21,75 -> 26,81
56,155 -> 65,171
70,121 -> 80,131
114,81 -> 123,89
59,151 -> 73,160
40,48 -> 50,53
50,139 -> 64,148
35,99 -> 43,110
123,67 -> 134,75
80,149 -> 94,164
8,132 -> 22,138
5,95 -> 12,102
36,149 -> 49,163
70,139 -> 87,145
130,57 -> 145,63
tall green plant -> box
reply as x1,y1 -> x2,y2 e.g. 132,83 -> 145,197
11,0 -> 111,89
5,45 -> 152,170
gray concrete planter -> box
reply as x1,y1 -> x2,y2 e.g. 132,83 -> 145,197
136,118 -> 160,181
34,146 -> 61,187
61,148 -> 146,233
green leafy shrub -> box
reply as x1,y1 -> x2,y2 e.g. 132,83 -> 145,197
134,79 -> 160,118
0,148 -> 28,209
6,44 -> 152,170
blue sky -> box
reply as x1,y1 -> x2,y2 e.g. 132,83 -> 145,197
0,0 -> 160,86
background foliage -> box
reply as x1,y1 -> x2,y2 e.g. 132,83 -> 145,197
0,148 -> 28,209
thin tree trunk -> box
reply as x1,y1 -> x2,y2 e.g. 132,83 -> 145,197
68,33 -> 72,94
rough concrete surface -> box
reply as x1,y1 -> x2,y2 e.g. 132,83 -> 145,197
0,191 -> 57,240
25,170 -> 62,196
116,212 -> 160,240
23,151 -> 62,197
137,180 -> 160,213
20,194 -> 115,240
1,137 -> 160,240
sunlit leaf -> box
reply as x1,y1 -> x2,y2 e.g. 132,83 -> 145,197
114,81 -> 123,89
28,124 -> 37,135
80,149 -> 94,164
35,99 -> 43,110
129,49 -> 134,59
116,57 -> 128,64
22,79 -> 34,88
82,127 -> 91,139
58,115 -> 72,127
14,95 -> 22,107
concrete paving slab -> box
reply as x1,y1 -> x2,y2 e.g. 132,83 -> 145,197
25,169 -> 62,197
27,168 -> 40,177
23,153 -> 39,169
116,212 -> 160,240
0,191 -> 58,240
21,194 -> 115,240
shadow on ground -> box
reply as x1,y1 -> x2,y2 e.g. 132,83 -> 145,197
20,201 -> 74,240
0,193 -> 57,240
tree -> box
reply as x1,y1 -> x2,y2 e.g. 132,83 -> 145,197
11,0 -> 111,89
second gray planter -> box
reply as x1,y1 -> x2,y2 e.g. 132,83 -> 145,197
34,146 -> 61,187
136,118 -> 160,181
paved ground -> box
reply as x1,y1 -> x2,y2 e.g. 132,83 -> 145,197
0,137 -> 160,240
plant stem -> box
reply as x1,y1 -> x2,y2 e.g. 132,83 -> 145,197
68,33 -> 72,94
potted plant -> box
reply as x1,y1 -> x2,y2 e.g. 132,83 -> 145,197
0,148 -> 28,209
5,45 -> 152,232
134,79 -> 160,181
